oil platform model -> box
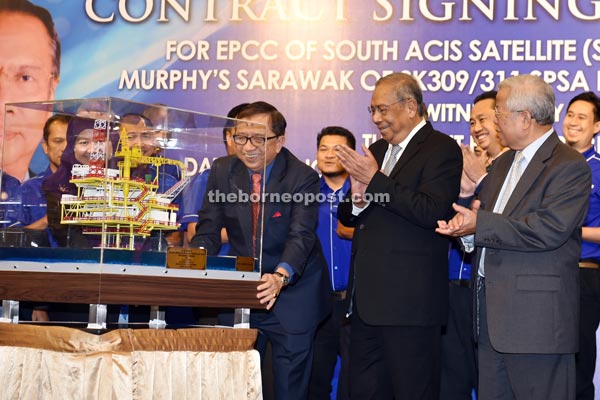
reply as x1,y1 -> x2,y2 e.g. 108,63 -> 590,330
59,119 -> 189,250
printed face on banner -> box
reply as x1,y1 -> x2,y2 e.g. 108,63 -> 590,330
15,2 -> 600,175
0,11 -> 59,181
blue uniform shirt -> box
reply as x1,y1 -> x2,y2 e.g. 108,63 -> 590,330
180,168 -> 232,256
447,239 -> 473,280
0,172 -> 23,228
580,147 -> 600,260
19,167 -> 53,225
180,169 -> 210,227
317,176 -> 352,292
449,185 -> 474,280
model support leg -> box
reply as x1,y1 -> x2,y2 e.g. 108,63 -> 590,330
149,305 -> 166,329
234,307 -> 250,328
0,300 -> 19,323
87,304 -> 107,329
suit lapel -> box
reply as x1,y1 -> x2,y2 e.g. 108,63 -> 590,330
497,132 -> 557,215
390,134 -> 424,176
371,140 -> 388,169
387,123 -> 431,178
485,151 -> 513,211
262,150 -> 287,228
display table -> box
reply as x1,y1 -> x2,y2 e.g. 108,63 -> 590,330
0,248 -> 265,310
0,324 -> 261,399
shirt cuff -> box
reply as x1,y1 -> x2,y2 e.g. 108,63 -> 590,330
475,173 -> 488,188
351,202 -> 370,216
460,234 -> 475,253
276,263 -> 296,284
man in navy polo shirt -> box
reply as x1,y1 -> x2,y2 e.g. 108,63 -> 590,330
309,126 -> 355,400
562,91 -> 600,400
19,114 -> 69,232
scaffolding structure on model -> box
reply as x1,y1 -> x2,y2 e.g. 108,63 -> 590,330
60,125 -> 189,250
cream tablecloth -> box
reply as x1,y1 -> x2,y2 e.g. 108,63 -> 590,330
0,324 -> 261,399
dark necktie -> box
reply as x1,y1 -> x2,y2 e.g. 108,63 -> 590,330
251,173 -> 262,257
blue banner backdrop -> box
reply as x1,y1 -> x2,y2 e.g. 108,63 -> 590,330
14,0 -> 600,394
29,0 -> 600,172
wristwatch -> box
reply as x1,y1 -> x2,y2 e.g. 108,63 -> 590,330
273,271 -> 289,286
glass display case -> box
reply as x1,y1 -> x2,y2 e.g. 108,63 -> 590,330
0,98 -> 267,327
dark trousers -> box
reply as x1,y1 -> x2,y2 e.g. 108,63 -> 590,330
349,307 -> 442,400
309,295 -> 351,400
441,283 -> 478,400
478,281 -> 575,400
576,268 -> 600,400
251,312 -> 316,400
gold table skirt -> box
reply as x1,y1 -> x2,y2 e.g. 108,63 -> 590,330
0,324 -> 262,399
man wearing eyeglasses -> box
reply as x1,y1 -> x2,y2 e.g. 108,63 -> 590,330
191,101 -> 330,400
335,72 -> 462,399
437,74 -> 591,400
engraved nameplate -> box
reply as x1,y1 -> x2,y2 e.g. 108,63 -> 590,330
166,247 -> 207,270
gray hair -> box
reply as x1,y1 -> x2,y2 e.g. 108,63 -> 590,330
498,75 -> 555,125
376,72 -> 426,117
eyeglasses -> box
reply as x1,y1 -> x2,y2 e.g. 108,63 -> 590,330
368,98 -> 409,116
232,135 -> 278,146
494,107 -> 524,117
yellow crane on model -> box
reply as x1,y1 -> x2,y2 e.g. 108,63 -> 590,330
60,125 -> 189,250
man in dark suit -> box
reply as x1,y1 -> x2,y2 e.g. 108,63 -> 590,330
190,101 -> 330,400
335,72 -> 463,399
437,74 -> 592,400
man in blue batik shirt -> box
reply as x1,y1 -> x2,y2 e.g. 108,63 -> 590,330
19,114 -> 69,234
562,91 -> 600,400
0,172 -> 22,229
309,126 -> 355,400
